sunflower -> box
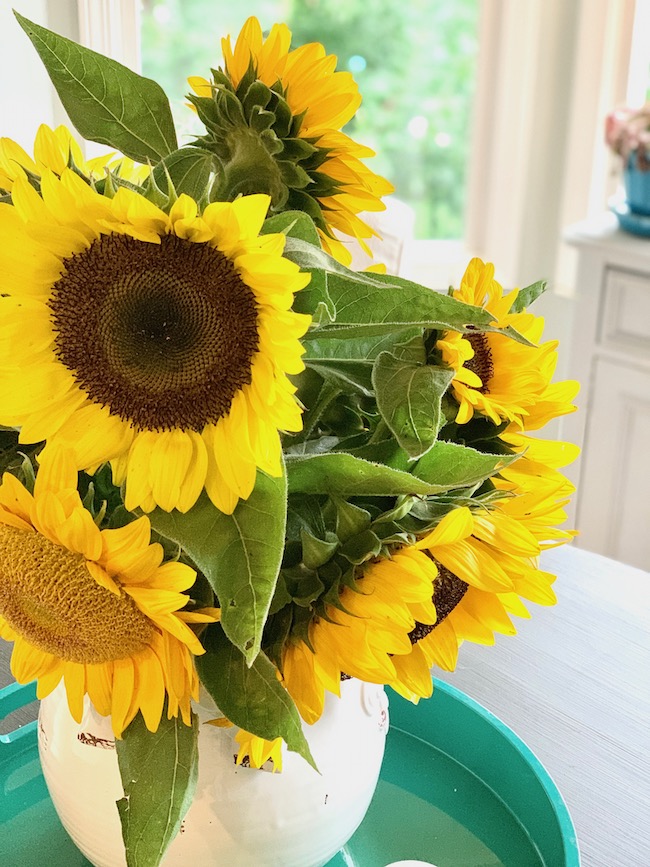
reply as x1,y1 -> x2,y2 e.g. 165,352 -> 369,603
0,448 -> 218,737
188,16 -> 394,265
0,124 -> 146,192
234,729 -> 283,772
282,546 -> 439,724
494,431 -> 579,506
0,170 -> 311,513
283,492 -> 567,716
437,258 -> 579,427
390,500 -> 563,700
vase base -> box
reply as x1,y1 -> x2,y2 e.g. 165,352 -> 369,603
610,198 -> 650,237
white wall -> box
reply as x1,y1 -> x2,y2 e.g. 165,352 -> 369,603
0,0 -> 77,147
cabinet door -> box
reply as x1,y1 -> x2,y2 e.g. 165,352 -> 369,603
576,357 -> 650,569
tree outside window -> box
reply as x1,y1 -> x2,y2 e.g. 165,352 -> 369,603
140,0 -> 478,240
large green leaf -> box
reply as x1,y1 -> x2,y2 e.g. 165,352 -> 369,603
304,328 -> 426,396
287,440 -> 518,497
414,440 -> 518,487
148,470 -> 287,664
318,272 -> 530,340
15,12 -> 177,163
152,148 -> 215,201
282,239 -> 531,342
286,448 -> 512,497
116,711 -> 198,867
196,624 -> 316,769
372,353 -> 454,458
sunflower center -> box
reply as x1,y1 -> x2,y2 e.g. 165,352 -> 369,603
465,333 -> 494,394
409,560 -> 469,644
49,233 -> 260,431
0,524 -> 153,664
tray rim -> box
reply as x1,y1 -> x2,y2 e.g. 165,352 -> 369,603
393,678 -> 581,866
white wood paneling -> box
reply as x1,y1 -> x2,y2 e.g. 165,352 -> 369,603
577,357 -> 650,568
563,216 -> 650,569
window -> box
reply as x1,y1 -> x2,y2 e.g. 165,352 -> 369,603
627,0 -> 650,104
139,0 -> 479,241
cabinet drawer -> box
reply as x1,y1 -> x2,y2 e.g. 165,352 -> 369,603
599,266 -> 650,353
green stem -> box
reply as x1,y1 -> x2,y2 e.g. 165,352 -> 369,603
213,128 -> 287,205
368,418 -> 390,444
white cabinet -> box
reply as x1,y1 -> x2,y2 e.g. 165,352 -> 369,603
564,216 -> 650,570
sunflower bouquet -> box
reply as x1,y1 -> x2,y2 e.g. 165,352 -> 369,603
0,13 -> 578,866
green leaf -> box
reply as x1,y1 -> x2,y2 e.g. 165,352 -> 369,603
318,271 -> 531,341
414,441 -> 518,488
286,494 -> 329,542
300,527 -> 339,569
283,236 -> 355,276
281,567 -> 326,607
148,470 -> 287,664
196,624 -> 316,769
152,148 -> 215,201
15,12 -> 177,163
332,498 -> 372,542
339,529 -> 383,564
372,353 -> 454,458
293,268 -> 335,325
116,711 -> 198,867
286,451 -> 491,497
304,328 -> 426,396
262,210 -> 321,246
306,359 -> 374,395
281,241 -> 531,343
508,279 -> 548,313
305,329 -> 426,367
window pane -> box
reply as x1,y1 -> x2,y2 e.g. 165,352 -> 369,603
140,0 -> 479,240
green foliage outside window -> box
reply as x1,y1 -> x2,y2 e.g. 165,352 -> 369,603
140,0 -> 478,239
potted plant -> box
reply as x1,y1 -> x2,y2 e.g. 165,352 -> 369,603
605,101 -> 650,217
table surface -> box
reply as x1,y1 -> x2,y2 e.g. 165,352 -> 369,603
1,542 -> 649,867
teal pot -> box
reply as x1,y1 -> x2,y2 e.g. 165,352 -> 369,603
624,151 -> 650,216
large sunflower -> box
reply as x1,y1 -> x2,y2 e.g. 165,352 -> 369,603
283,493 -> 566,718
282,546 -> 438,724
188,16 -> 394,265
0,448 -> 217,737
437,258 -> 579,427
0,170 -> 311,513
0,124 -> 146,192
397,503 -> 560,693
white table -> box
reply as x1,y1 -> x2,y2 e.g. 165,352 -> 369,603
1,543 -> 648,866
437,543 -> 650,867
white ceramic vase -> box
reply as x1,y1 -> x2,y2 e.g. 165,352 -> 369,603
38,678 -> 389,867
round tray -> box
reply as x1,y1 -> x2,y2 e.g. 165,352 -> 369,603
0,679 -> 579,866
329,679 -> 579,866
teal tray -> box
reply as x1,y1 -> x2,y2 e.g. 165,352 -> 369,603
1,679 -> 579,867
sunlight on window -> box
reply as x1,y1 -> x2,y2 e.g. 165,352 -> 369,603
627,0 -> 650,104
140,0 -> 479,240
